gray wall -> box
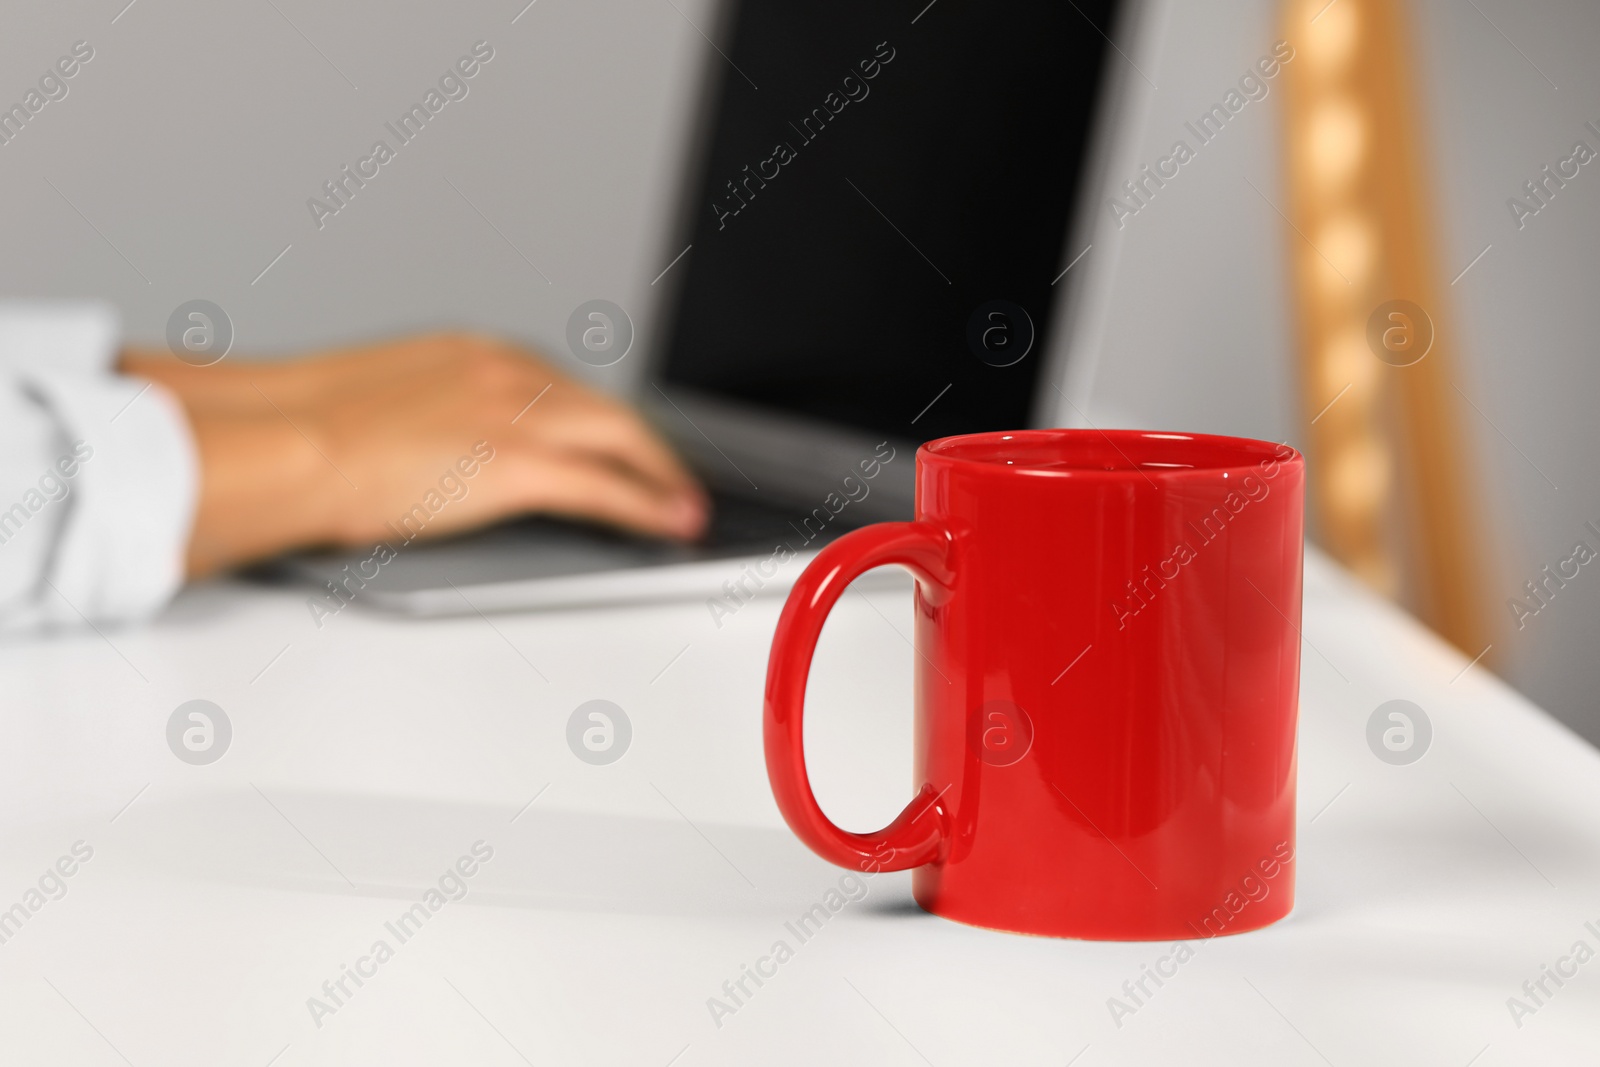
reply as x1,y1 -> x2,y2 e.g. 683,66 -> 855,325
0,0 -> 703,355
1,0 -> 1594,741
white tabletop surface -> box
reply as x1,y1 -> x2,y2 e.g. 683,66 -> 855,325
0,547 -> 1596,1066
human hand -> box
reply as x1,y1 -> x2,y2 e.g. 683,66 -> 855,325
121,333 -> 708,576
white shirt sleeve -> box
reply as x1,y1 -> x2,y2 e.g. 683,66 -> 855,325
0,302 -> 197,633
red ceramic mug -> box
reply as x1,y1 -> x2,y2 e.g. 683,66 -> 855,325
764,429 -> 1305,939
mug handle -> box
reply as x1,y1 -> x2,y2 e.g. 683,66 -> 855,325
764,521 -> 956,872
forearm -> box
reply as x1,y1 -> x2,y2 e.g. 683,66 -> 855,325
120,348 -> 359,574
182,410 -> 346,577
119,348 -> 309,413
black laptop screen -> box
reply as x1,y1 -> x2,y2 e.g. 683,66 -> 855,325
657,0 -> 1118,442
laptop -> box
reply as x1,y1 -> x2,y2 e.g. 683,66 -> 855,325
277,0 -> 1155,615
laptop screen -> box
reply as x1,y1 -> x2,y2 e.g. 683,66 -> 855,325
657,0 -> 1119,443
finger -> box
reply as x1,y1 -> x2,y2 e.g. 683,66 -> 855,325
512,450 -> 708,540
523,390 -> 704,501
586,407 -> 703,498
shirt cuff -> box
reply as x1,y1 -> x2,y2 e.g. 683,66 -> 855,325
0,302 -> 121,374
25,370 -> 199,625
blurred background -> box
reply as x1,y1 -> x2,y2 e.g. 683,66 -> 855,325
1,0 -> 1595,741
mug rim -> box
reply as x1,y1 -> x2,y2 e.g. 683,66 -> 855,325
918,428 -> 1303,478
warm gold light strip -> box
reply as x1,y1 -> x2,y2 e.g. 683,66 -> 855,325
1279,0 -> 1492,658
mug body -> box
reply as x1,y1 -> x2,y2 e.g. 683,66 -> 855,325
911,429 -> 1304,939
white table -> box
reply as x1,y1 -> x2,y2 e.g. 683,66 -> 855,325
0,548 -> 1595,1066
